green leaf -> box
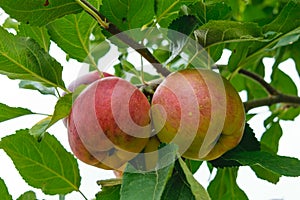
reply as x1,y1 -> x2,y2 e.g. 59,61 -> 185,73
96,180 -> 121,200
162,158 -> 210,200
227,42 -> 250,72
18,23 -> 51,52
0,103 -> 34,123
17,191 -> 36,200
271,68 -> 298,95
229,151 -> 300,177
155,0 -> 196,27
278,106 -> 300,121
120,144 -> 177,200
0,27 -> 66,90
49,93 -> 73,127
270,32 -> 300,51
195,20 -> 262,47
29,116 -> 52,139
0,130 -> 81,195
100,0 -> 155,31
207,168 -> 248,200
47,0 -> 100,64
260,122 -> 282,153
185,159 -> 202,174
29,94 -> 72,139
19,80 -> 56,96
168,15 -> 199,37
0,178 -> 12,200
207,44 -> 224,63
2,17 -> 19,31
0,0 -> 82,26
250,165 -> 280,184
188,1 -> 231,25
178,158 -> 210,200
263,0 -> 300,34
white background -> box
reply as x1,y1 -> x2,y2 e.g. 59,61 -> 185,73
0,10 -> 300,200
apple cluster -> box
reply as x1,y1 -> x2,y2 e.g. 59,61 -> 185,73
65,69 -> 245,171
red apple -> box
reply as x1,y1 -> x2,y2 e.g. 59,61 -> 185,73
151,68 -> 245,160
67,77 -> 151,170
63,71 -> 112,127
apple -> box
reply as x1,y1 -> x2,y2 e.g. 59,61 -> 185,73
63,71 -> 112,127
67,70 -> 112,92
151,68 -> 245,161
67,77 -> 151,170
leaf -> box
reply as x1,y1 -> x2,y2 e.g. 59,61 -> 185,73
49,93 -> 73,127
270,32 -> 300,51
260,122 -> 282,153
228,151 -> 300,177
0,178 -> 12,200
168,15 -> 199,37
278,106 -> 300,121
29,116 -> 52,139
271,67 -> 298,95
0,27 -> 66,90
263,0 -> 300,34
188,1 -> 231,25
227,42 -> 250,72
29,94 -> 72,139
0,103 -> 34,123
207,168 -> 248,200
0,0 -> 82,26
18,23 -> 51,52
0,130 -> 81,195
47,0 -> 100,63
178,157 -> 210,200
194,20 -> 262,47
185,159 -> 203,174
2,17 -> 19,31
155,0 -> 197,27
17,191 -> 36,200
96,182 -> 121,200
250,165 -> 280,184
100,0 -> 155,31
161,158 -> 210,200
209,124 -> 260,168
19,80 -> 56,96
120,144 -> 177,200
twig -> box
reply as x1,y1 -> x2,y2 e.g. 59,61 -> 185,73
216,65 -> 300,111
76,0 -> 170,77
238,69 -> 279,95
244,94 -> 300,112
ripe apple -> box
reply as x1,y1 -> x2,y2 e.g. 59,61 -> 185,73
63,71 -> 112,127
67,70 -> 112,92
67,77 -> 151,170
151,68 -> 245,160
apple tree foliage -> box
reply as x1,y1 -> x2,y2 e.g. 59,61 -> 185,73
0,0 -> 300,199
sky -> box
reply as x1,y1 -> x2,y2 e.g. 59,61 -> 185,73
0,10 -> 300,200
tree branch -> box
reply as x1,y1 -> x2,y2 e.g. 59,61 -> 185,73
215,65 -> 300,111
76,0 -> 171,77
238,69 -> 279,95
244,94 -> 300,112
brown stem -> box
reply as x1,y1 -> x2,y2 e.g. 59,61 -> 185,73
244,94 -> 300,112
238,69 -> 279,95
77,0 -> 170,77
215,65 -> 300,111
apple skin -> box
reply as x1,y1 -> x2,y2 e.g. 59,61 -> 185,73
151,69 -> 245,161
67,71 -> 112,92
63,71 -> 112,127
67,77 -> 151,170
